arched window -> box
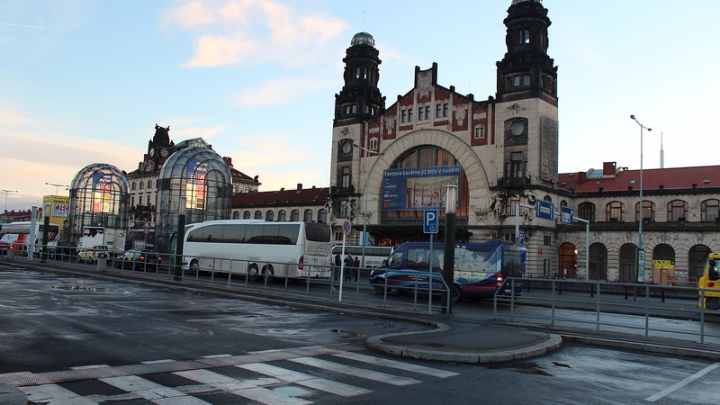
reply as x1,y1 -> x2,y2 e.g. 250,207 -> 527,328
278,210 -> 287,222
304,209 -> 313,222
131,182 -> 136,191
667,200 -> 688,222
243,211 -> 251,219
578,202 -> 596,223
139,181 -> 144,190
701,199 -> 720,222
318,209 -> 327,223
291,209 -> 299,221
232,211 -> 240,219
254,210 -> 262,219
606,201 -> 624,222
635,201 -> 655,222
266,210 -> 274,222
147,180 -> 153,189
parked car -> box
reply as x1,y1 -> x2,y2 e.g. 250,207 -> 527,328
116,249 -> 161,271
77,245 -> 109,264
49,241 -> 76,260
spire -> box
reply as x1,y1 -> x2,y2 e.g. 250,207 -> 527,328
334,32 -> 385,126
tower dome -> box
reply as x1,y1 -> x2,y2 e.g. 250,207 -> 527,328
351,32 -> 375,47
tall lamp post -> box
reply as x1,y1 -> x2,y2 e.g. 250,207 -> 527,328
175,196 -> 187,281
45,182 -> 68,195
42,203 -> 51,263
441,184 -> 458,314
630,114 -> 651,283
352,143 -> 384,269
2,189 -> 17,220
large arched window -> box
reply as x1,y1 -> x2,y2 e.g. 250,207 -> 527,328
254,210 -> 262,219
303,209 -> 313,222
291,209 -> 299,221
232,211 -> 239,219
635,201 -> 655,223
318,209 -> 327,224
243,211 -> 251,219
383,145 -> 468,221
266,210 -> 274,222
278,210 -> 287,222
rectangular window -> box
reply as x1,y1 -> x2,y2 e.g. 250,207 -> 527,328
424,106 -> 430,120
523,75 -> 531,86
474,126 -> 485,139
408,109 -> 413,122
443,103 -> 449,117
418,107 -> 424,121
401,110 -> 407,123
513,76 -> 521,87
436,104 -> 442,118
543,235 -> 552,246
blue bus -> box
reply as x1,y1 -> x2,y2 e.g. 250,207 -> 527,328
368,239 -> 522,302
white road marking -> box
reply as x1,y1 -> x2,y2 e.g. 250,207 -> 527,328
176,369 -> 311,405
333,352 -> 459,378
289,357 -> 421,386
101,375 -> 210,405
644,362 -> 720,402
19,384 -> 97,405
239,362 -> 371,397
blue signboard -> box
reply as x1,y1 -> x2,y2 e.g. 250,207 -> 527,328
560,206 -> 574,225
535,200 -> 554,221
423,209 -> 439,234
382,165 -> 461,211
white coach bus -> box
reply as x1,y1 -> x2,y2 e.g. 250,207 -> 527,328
182,220 -> 332,280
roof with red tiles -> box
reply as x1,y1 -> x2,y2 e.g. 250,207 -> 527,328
233,185 -> 329,208
559,162 -> 720,194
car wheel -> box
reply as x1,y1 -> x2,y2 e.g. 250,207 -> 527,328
247,264 -> 259,282
451,285 -> 463,303
189,260 -> 199,275
373,279 -> 386,294
261,265 -> 274,283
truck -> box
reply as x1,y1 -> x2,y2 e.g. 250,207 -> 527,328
76,227 -> 126,259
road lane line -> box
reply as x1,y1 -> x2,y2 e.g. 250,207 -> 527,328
333,352 -> 459,378
19,383 -> 97,405
239,362 -> 371,397
644,362 -> 720,402
288,357 -> 421,386
101,375 -> 210,405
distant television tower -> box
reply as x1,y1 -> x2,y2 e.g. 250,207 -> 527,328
660,132 -> 664,169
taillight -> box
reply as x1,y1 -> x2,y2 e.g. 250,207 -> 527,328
497,272 -> 503,287
708,282 -> 716,288
298,255 -> 304,270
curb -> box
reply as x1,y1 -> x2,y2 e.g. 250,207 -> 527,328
366,328 -> 563,364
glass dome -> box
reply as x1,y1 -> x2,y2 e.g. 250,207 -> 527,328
351,32 -> 375,47
155,146 -> 233,253
67,163 -> 130,245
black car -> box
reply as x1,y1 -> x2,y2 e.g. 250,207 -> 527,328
49,241 -> 76,260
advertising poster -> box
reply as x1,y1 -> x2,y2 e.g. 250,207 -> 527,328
382,165 -> 461,211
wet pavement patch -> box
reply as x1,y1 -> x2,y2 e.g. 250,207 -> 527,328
52,285 -> 107,292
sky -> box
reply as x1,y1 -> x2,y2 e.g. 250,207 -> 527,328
1,0 -> 719,212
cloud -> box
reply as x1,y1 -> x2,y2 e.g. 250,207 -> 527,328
163,0 -> 348,68
233,76 -> 336,107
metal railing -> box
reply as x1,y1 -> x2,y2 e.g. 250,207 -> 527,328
493,277 -> 720,344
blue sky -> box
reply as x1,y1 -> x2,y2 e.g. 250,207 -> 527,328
1,0 -> 719,212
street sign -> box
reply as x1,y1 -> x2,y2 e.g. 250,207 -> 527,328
143,221 -> 151,235
518,231 -> 525,248
561,206 -> 574,225
423,209 -> 439,234
536,200 -> 554,221
342,219 -> 352,235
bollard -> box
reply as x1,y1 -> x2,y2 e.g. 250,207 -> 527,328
96,253 -> 107,272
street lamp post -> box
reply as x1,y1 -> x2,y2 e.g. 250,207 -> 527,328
175,196 -> 187,281
45,182 -> 68,195
352,143 -> 384,269
441,185 -> 458,314
42,203 -> 51,263
2,189 -> 17,219
630,114 -> 652,283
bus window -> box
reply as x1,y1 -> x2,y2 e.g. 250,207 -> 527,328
709,260 -> 720,281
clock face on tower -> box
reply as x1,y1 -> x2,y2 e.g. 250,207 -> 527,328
160,147 -> 169,158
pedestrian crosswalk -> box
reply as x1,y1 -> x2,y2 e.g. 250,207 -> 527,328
2,344 -> 459,404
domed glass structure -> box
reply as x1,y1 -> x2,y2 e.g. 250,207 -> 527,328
351,32 -> 375,47
67,163 -> 130,245
154,146 -> 233,253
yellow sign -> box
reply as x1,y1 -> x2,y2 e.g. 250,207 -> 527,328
653,260 -> 675,269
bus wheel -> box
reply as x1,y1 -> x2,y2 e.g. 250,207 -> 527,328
262,265 -> 274,283
248,264 -> 259,282
451,286 -> 463,303
189,260 -> 199,275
